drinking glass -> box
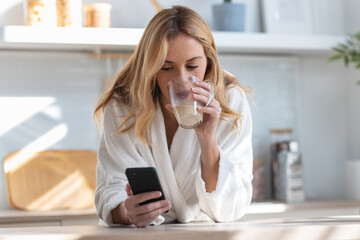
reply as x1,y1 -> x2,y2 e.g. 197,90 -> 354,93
168,75 -> 214,129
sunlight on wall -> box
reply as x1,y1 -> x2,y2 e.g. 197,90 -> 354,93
4,124 -> 68,174
0,97 -> 57,136
27,170 -> 94,210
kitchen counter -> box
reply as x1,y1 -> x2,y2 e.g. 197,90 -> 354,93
0,200 -> 358,227
0,208 -> 99,227
0,216 -> 359,240
243,200 -> 360,220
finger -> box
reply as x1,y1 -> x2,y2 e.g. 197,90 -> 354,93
131,191 -> 162,205
195,81 -> 211,92
165,104 -> 174,113
197,105 -> 222,116
136,199 -> 170,215
193,94 -> 218,108
131,203 -> 171,228
191,86 -> 211,99
125,183 -> 133,196
126,200 -> 171,226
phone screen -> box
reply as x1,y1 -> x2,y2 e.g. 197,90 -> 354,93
125,167 -> 166,205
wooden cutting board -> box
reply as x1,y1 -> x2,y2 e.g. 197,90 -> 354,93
4,150 -> 97,211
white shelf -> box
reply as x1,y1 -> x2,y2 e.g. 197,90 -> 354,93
0,26 -> 345,55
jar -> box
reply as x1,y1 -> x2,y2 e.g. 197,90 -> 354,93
24,0 -> 56,26
84,3 -> 112,28
56,0 -> 82,27
269,128 -> 293,199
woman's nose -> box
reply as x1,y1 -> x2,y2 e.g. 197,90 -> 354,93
178,69 -> 190,81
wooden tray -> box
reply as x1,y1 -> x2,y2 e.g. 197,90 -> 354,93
4,150 -> 97,211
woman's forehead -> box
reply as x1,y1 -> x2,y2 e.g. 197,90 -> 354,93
166,33 -> 205,61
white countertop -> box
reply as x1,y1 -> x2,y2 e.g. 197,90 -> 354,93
0,200 -> 358,224
0,217 -> 359,240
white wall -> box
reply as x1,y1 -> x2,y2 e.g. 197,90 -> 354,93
344,0 -> 360,163
0,52 -> 105,209
343,0 -> 360,163
344,0 -> 360,34
347,69 -> 360,160
312,0 -> 345,35
297,56 -> 348,199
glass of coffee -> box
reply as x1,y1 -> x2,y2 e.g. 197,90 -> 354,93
168,75 -> 214,129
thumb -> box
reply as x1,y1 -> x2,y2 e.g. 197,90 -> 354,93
125,183 -> 133,196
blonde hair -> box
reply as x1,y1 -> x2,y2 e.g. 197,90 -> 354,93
94,5 -> 248,143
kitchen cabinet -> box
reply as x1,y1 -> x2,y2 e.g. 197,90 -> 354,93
0,26 -> 345,55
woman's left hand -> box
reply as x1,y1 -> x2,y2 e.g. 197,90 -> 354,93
191,81 -> 221,140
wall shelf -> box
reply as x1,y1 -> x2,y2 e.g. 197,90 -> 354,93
0,26 -> 345,55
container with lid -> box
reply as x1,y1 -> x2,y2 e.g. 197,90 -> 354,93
84,3 -> 112,28
24,0 -> 56,26
56,0 -> 82,27
269,128 -> 305,203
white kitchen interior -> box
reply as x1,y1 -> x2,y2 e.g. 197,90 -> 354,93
0,0 -> 360,237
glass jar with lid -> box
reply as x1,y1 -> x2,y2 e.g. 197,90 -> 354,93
24,0 -> 56,26
84,3 -> 112,28
56,0 -> 82,27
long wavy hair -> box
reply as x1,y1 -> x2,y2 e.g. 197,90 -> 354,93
94,5 -> 248,143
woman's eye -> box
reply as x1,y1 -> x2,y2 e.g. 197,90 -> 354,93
161,67 -> 173,71
187,65 -> 198,69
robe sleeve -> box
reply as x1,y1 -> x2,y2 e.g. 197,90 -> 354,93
94,99 -> 148,226
195,87 -> 253,222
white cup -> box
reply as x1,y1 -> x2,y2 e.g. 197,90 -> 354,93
167,75 -> 214,129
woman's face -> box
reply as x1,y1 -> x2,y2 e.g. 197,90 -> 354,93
156,33 -> 207,104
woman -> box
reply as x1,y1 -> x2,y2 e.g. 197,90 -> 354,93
94,5 -> 253,228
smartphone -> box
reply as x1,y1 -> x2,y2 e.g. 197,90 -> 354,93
125,167 -> 166,206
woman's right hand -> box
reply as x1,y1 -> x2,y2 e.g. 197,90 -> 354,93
122,183 -> 171,228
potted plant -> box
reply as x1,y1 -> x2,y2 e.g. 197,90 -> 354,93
212,0 -> 246,32
329,32 -> 360,85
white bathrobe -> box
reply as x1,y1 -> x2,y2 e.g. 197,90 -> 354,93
95,86 -> 253,226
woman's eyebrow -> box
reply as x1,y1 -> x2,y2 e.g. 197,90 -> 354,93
186,56 -> 202,62
164,56 -> 203,64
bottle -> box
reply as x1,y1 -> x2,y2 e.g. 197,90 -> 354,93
269,129 -> 305,202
